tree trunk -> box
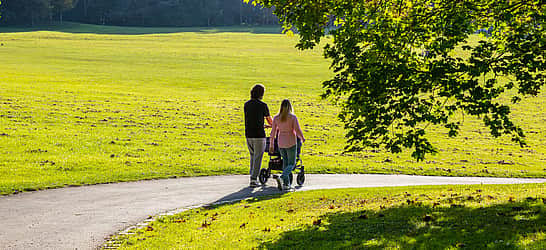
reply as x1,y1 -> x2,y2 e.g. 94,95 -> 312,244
239,0 -> 243,25
49,8 -> 53,24
31,8 -> 35,26
83,0 -> 88,18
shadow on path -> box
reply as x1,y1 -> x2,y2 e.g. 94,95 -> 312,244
212,186 -> 285,206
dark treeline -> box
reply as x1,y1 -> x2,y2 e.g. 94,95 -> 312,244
0,0 -> 279,27
0,0 -> 76,26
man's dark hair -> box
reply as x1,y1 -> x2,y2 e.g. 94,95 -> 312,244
250,84 -> 265,99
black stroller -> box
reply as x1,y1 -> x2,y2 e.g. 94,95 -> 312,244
259,137 -> 305,186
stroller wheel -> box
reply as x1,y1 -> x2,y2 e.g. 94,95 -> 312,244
259,168 -> 269,185
296,171 -> 305,185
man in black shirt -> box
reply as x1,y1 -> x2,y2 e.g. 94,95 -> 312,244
244,84 -> 272,187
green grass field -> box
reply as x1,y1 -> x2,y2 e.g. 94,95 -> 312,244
0,23 -> 545,195
109,184 -> 546,249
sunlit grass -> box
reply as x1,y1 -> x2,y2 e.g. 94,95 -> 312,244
111,183 -> 546,249
0,25 -> 545,195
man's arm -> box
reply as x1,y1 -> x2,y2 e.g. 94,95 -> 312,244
269,118 -> 277,153
264,116 -> 273,128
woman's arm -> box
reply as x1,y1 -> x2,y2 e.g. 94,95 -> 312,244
293,116 -> 305,143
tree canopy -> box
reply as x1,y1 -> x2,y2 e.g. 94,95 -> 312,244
250,0 -> 545,160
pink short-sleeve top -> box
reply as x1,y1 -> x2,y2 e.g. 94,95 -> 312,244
270,113 -> 305,149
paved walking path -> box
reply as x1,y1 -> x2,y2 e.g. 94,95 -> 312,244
1,174 -> 545,250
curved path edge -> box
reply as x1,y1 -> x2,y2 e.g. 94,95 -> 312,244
1,174 -> 545,250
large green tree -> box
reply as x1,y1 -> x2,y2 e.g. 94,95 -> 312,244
250,0 -> 545,160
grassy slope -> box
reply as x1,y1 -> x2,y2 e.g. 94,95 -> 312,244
0,24 -> 545,194
111,184 -> 546,249
0,22 -> 284,34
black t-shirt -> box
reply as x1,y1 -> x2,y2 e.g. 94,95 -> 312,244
244,98 -> 270,138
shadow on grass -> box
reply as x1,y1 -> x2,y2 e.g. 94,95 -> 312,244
261,200 -> 546,249
0,22 -> 283,35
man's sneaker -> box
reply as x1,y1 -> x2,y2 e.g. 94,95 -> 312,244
249,180 -> 259,188
283,185 -> 292,191
273,175 -> 283,191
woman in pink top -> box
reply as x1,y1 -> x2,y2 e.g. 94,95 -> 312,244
269,99 -> 305,190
